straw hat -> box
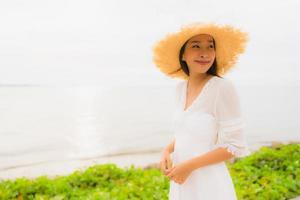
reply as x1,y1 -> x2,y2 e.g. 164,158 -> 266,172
152,22 -> 248,80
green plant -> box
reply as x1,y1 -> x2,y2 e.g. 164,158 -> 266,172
0,143 -> 299,200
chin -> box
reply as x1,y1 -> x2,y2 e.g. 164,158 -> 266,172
192,70 -> 208,75
193,67 -> 210,73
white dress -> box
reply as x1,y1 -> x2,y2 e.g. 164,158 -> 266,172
169,76 -> 251,200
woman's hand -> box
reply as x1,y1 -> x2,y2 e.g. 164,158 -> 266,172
160,149 -> 173,175
165,161 -> 193,185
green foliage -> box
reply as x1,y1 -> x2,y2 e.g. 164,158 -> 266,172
0,144 -> 299,200
227,143 -> 300,200
0,164 -> 169,200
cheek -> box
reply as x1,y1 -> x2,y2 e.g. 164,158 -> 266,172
185,50 -> 198,59
209,51 -> 216,58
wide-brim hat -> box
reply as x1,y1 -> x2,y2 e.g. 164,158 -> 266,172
152,22 -> 248,80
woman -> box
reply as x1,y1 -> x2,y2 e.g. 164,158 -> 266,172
153,23 -> 251,199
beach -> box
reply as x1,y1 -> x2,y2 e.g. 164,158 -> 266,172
1,140 -> 298,180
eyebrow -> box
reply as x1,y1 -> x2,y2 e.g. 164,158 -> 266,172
190,40 -> 214,43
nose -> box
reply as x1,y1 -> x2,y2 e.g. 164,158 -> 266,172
200,54 -> 208,58
198,50 -> 209,58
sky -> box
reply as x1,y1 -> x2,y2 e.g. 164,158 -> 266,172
0,0 -> 299,86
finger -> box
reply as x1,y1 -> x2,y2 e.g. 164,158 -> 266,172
160,165 -> 166,175
163,160 -> 170,174
166,171 -> 175,178
160,159 -> 167,171
164,161 -> 173,176
173,176 -> 181,183
159,161 -> 163,171
165,169 -> 172,176
166,171 -> 172,177
169,159 -> 173,169
166,167 -> 175,175
166,156 -> 172,169
164,158 -> 169,170
174,178 -> 181,184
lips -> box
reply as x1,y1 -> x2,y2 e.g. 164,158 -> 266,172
194,60 -> 210,64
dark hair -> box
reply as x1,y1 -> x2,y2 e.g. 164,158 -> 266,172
170,36 -> 222,78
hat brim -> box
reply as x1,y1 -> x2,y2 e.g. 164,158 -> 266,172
152,22 -> 248,80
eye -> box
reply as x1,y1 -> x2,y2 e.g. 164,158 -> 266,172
192,45 -> 200,48
209,45 -> 214,49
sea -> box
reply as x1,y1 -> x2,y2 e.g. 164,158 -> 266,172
0,83 -> 299,170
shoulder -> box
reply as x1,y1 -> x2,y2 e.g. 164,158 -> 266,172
175,80 -> 187,92
213,77 -> 241,102
213,76 -> 236,91
173,80 -> 186,101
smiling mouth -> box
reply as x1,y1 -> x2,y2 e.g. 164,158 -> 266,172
194,60 -> 210,64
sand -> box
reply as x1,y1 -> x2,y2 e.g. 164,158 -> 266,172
0,150 -> 162,180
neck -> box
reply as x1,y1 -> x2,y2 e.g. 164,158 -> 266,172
188,73 -> 210,86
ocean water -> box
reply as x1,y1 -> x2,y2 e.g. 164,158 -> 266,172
0,84 -> 299,170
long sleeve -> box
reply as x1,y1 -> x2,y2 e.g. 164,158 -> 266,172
212,79 -> 251,158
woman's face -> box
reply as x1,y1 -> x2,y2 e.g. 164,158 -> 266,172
182,34 -> 216,75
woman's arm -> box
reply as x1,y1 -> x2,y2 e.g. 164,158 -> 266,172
184,147 -> 234,172
165,147 -> 234,183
